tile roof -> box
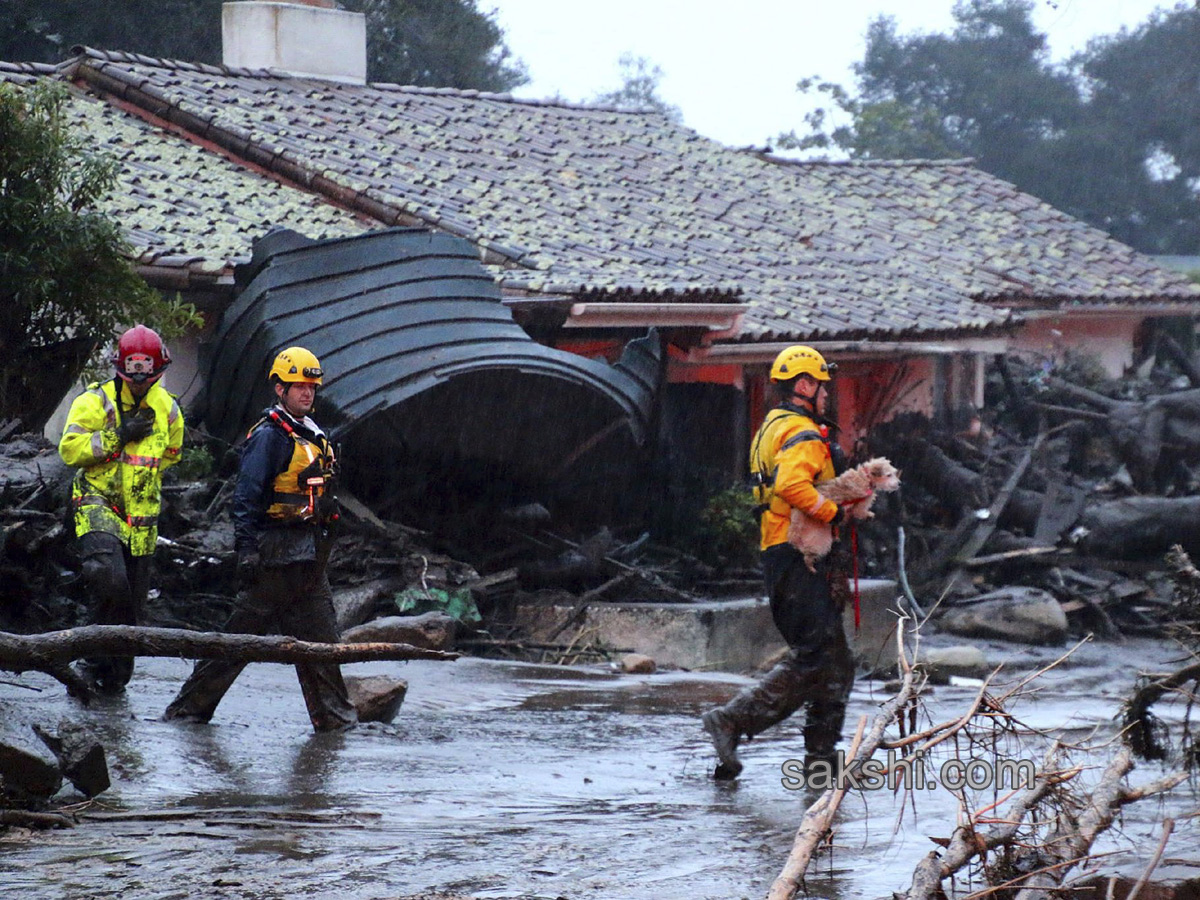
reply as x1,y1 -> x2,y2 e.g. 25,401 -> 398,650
10,50 -> 1199,341
0,60 -> 370,279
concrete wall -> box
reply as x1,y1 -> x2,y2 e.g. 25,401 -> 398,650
512,580 -> 902,674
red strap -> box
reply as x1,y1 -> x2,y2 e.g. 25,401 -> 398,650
841,489 -> 874,509
851,522 -> 861,632
268,409 -> 295,435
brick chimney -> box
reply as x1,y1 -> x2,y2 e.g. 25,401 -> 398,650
222,1 -> 367,84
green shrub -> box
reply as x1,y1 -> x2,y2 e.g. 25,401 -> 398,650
693,484 -> 760,571
171,446 -> 214,481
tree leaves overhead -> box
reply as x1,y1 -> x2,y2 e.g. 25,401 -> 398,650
0,0 -> 527,92
783,0 -> 1200,254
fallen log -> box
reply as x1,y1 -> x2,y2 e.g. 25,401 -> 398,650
0,809 -> 74,830
1078,496 -> 1200,559
0,625 -> 458,698
900,749 -> 1072,900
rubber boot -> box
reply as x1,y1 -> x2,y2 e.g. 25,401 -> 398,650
702,652 -> 814,780
701,708 -> 742,780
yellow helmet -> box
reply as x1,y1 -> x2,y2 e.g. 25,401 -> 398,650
769,345 -> 835,382
269,347 -> 323,385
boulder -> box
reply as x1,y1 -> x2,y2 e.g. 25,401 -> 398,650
345,675 -> 408,723
918,645 -> 991,684
0,728 -> 63,802
33,720 -> 110,798
936,587 -> 1068,645
341,612 -> 457,650
619,653 -> 656,674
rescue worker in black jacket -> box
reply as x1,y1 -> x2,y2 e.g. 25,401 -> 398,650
164,347 -> 357,731
701,345 -> 854,780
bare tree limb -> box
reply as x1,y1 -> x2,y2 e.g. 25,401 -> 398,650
0,624 -> 457,694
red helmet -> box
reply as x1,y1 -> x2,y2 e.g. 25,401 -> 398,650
112,325 -> 170,384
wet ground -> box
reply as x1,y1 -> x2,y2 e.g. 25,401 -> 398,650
2,632 -> 1198,900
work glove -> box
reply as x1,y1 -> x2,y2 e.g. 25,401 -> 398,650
829,505 -> 846,528
116,413 -> 154,445
236,550 -> 261,592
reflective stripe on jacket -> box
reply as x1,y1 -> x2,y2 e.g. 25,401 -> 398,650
749,406 -> 838,551
58,378 -> 184,556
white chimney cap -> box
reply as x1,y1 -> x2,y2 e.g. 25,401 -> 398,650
222,2 -> 367,85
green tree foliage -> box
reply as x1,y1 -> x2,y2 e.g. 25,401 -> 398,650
0,0 -> 526,92
1073,5 -> 1200,253
348,0 -> 526,91
592,53 -> 682,121
0,81 -> 195,429
782,0 -> 1200,254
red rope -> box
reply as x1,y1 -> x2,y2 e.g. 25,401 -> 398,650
851,522 -> 861,632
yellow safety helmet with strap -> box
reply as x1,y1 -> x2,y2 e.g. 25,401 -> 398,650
269,347 -> 323,385
769,345 -> 835,382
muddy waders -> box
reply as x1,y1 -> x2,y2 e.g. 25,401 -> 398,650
164,536 -> 357,731
75,532 -> 151,693
702,544 -> 854,780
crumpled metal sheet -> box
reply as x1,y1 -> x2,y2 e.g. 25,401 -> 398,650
201,227 -> 661,502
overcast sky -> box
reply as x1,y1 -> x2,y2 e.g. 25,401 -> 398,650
489,0 -> 1175,148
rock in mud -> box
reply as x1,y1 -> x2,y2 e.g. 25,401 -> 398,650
345,675 -> 408,723
918,645 -> 991,683
0,727 -> 63,803
936,587 -> 1068,645
341,612 -> 457,650
32,719 -> 110,798
620,653 -> 656,674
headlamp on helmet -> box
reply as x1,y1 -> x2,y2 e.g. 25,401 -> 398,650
269,347 -> 324,386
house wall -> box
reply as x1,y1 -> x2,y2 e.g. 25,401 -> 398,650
1009,312 -> 1145,377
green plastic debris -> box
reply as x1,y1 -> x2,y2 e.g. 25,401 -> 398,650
393,587 -> 481,625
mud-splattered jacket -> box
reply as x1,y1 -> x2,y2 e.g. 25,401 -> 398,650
749,404 -> 839,551
58,378 -> 184,556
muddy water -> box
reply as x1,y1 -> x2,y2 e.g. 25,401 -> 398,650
2,634 -> 1197,899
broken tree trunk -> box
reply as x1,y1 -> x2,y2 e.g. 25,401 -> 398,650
1156,332 -> 1200,388
1078,496 -> 1200,559
901,750 -> 1069,900
889,439 -> 987,511
0,625 -> 457,698
1123,660 -> 1200,761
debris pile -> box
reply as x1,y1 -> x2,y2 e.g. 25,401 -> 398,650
857,351 -> 1200,638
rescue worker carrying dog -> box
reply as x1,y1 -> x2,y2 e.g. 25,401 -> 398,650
701,345 -> 855,780
164,347 -> 357,731
59,324 -> 184,693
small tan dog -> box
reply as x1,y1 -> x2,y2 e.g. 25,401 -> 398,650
787,457 -> 901,571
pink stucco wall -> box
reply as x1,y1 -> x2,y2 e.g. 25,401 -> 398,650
1009,313 -> 1145,378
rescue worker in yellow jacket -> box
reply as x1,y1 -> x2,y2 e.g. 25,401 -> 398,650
59,324 -> 184,693
701,345 -> 855,780
163,347 -> 357,731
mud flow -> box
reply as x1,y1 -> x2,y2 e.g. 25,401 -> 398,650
2,635 -> 1196,899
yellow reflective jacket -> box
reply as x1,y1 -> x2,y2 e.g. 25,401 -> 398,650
749,406 -> 838,551
58,378 -> 184,556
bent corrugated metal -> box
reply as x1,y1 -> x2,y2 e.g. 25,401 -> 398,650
202,227 -> 661,491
